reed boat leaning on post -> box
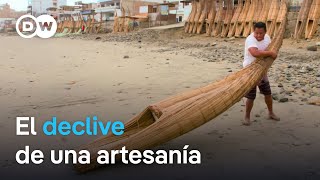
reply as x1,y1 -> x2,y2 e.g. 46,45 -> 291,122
251,0 -> 263,33
73,3 -> 288,174
193,0 -> 205,34
266,0 -> 280,38
113,10 -> 119,33
274,0 -> 288,38
211,0 -> 224,37
235,0 -> 250,37
221,0 -> 234,38
243,0 -> 258,37
196,0 -> 208,34
185,0 -> 196,33
205,0 -> 216,36
294,0 -> 313,39
188,0 -> 199,33
258,0 -> 271,24
227,0 -> 243,37
305,0 -> 320,39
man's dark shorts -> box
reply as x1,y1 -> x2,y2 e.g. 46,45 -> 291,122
245,76 -> 272,100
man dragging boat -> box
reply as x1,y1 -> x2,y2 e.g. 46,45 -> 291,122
243,22 -> 280,126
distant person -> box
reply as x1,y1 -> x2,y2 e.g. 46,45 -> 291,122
243,22 -> 280,126
81,25 -> 85,33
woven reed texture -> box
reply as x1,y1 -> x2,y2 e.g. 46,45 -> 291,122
221,0 -> 234,37
228,0 -> 243,37
235,0 -> 250,37
74,2 -> 288,173
211,0 -> 225,36
206,0 -> 216,36
294,0 -> 313,39
266,0 -> 280,37
243,0 -> 258,37
305,0 -> 320,39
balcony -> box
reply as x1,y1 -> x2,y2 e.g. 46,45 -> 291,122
95,5 -> 120,13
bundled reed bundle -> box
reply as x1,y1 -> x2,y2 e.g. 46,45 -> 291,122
59,17 -> 72,34
274,0 -> 288,37
221,0 -> 234,37
73,4 -> 287,174
82,16 -> 90,33
117,7 -> 126,32
67,17 -> 75,33
188,0 -> 199,33
258,0 -> 271,23
205,0 -> 216,36
235,0 -> 250,37
74,14 -> 83,33
57,21 -> 63,33
243,0 -> 258,37
124,17 -> 133,33
90,14 -> 103,34
86,15 -> 95,33
118,17 -> 125,32
185,0 -> 196,33
266,0 -> 280,37
113,4 -> 133,33
196,0 -> 208,34
113,18 -> 119,33
211,0 -> 225,37
294,0 -> 313,39
192,0 -> 206,34
227,0 -> 243,37
305,0 -> 320,39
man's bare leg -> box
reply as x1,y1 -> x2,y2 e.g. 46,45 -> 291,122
244,98 -> 254,126
265,94 -> 280,121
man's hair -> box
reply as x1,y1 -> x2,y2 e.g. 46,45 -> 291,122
254,22 -> 267,32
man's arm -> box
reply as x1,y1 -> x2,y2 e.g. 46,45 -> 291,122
248,47 -> 277,59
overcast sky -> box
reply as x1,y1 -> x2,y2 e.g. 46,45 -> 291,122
0,0 -> 98,11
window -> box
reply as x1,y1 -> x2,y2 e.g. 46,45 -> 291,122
152,7 -> 157,13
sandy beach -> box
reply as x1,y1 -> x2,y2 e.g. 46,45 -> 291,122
0,29 -> 320,179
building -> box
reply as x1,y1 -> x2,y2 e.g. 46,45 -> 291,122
28,0 -> 67,16
0,3 -> 26,18
167,0 -> 191,22
0,3 -> 26,32
95,0 -> 121,21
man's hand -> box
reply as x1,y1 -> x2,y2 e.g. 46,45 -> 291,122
270,51 -> 278,60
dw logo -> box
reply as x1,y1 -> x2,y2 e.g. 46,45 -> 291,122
16,15 -> 57,39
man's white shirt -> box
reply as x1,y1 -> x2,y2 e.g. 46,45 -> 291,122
243,33 -> 271,67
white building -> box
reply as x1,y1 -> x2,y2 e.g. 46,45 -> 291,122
95,0 -> 121,21
28,0 -> 67,16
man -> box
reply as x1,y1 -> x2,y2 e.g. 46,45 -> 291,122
243,22 -> 280,126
